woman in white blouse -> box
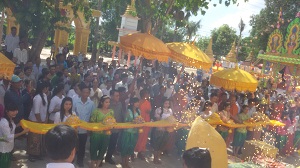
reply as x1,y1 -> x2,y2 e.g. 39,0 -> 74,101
152,98 -> 173,164
29,81 -> 49,123
48,84 -> 65,123
199,101 -> 213,119
0,104 -> 29,167
28,81 -> 49,161
90,78 -> 103,108
54,97 -> 76,124
67,82 -> 80,100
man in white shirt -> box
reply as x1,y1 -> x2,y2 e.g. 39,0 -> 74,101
45,125 -> 77,168
0,79 -> 10,107
115,73 -> 128,92
101,80 -> 113,96
247,98 -> 256,117
4,27 -> 20,60
13,41 -> 28,66
164,78 -> 174,99
32,57 -> 44,81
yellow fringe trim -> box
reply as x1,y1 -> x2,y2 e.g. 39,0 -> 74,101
20,119 -> 284,135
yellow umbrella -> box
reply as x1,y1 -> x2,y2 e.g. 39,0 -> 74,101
212,66 -> 224,72
210,66 -> 258,92
0,52 -> 16,80
166,42 -> 212,70
120,33 -> 170,62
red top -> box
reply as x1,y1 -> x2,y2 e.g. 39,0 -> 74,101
139,99 -> 151,122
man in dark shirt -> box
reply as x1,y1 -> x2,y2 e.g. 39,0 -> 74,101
105,89 -> 122,164
4,75 -> 24,126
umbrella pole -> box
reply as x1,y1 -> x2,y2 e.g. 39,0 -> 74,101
111,45 -> 116,60
127,51 -> 131,67
118,49 -> 122,67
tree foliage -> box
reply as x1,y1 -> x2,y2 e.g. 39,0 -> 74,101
1,0 -> 92,60
211,24 -> 238,57
195,36 -> 210,51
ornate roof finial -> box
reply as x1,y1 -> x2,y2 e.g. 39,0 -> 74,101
205,37 -> 214,58
225,40 -> 237,63
124,0 -> 137,17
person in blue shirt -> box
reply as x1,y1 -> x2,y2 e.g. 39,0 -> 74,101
72,83 -> 95,167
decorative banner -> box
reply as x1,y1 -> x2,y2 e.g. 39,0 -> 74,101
20,117 -> 284,135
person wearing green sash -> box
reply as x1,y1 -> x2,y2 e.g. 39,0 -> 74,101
90,95 -> 114,168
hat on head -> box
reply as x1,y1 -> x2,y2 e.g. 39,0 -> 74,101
11,75 -> 22,83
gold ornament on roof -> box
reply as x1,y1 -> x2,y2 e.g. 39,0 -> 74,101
124,0 -> 137,17
226,40 -> 237,63
205,37 -> 214,58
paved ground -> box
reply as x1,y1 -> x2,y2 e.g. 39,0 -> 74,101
12,137 -> 183,168
12,136 -> 300,168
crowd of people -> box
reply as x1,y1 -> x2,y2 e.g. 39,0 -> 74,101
0,27 -> 300,168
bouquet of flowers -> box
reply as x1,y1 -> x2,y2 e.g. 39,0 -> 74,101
65,115 -> 81,125
103,116 -> 116,126
133,116 -> 145,124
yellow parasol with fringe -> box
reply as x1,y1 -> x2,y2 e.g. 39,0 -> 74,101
166,42 -> 212,70
119,32 -> 170,62
210,65 -> 258,92
0,52 -> 16,80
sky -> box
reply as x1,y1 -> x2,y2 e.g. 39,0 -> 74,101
190,0 -> 266,38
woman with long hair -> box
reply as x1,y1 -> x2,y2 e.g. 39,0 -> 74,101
217,102 -> 231,141
90,95 -> 114,168
120,97 -> 140,168
151,98 -> 173,164
232,105 -> 250,157
28,81 -> 49,161
0,103 -> 29,167
53,97 -> 75,124
199,101 -> 213,119
48,84 -> 65,123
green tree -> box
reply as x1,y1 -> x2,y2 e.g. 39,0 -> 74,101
134,0 -> 247,34
90,0 -> 102,61
211,24 -> 238,57
185,20 -> 201,41
195,36 -> 210,51
249,0 -> 299,55
1,0 -> 92,61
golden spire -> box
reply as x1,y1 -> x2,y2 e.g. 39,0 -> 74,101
124,0 -> 137,17
225,40 -> 237,63
205,37 -> 214,58
245,50 -> 254,62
